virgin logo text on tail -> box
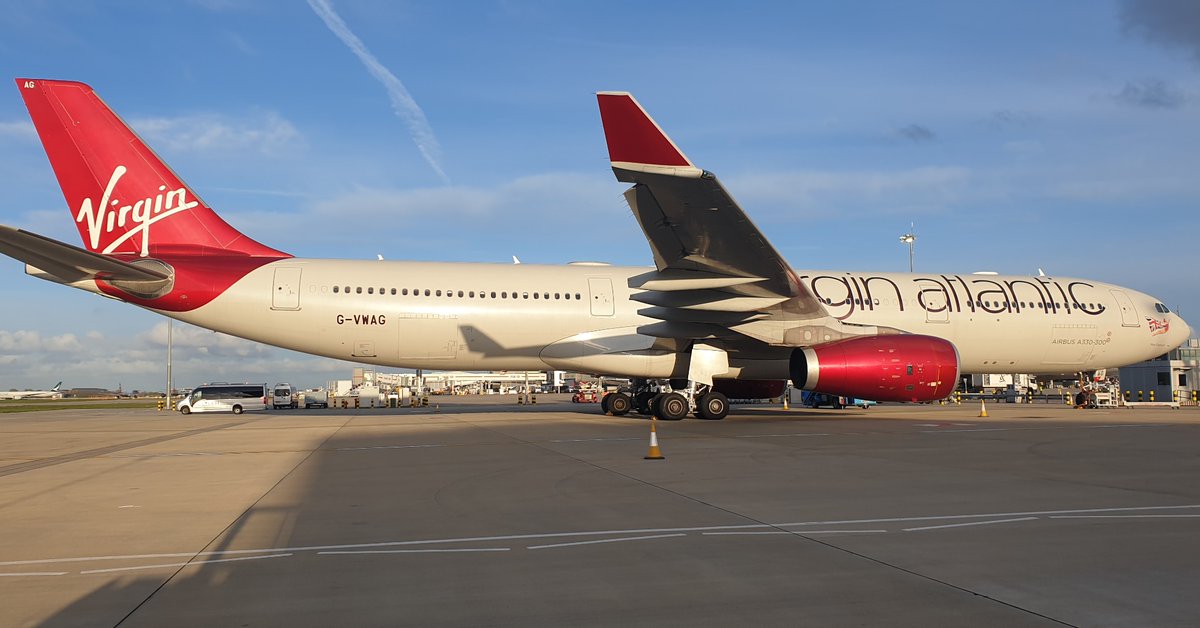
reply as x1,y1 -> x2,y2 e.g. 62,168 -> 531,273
75,166 -> 198,257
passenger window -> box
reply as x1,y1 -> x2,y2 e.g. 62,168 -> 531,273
575,293 -> 582,300
491,292 -> 497,298
333,286 -> 339,293
469,291 -> 475,298
555,293 -> 561,300
356,287 -> 362,294
390,288 -> 396,295
458,290 -> 464,298
368,287 -> 374,294
424,289 -> 430,296
502,292 -> 508,298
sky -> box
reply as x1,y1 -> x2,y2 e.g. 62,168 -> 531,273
0,0 -> 1198,392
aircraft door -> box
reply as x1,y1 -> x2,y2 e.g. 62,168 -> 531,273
1110,290 -> 1140,327
588,278 -> 614,317
271,267 -> 302,310
923,291 -> 949,323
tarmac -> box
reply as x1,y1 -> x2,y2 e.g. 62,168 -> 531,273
1,396 -> 1198,627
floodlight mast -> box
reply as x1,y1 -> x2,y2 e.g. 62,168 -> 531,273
899,223 -> 916,272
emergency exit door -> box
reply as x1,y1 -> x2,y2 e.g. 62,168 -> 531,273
588,278 -> 614,316
271,267 -> 302,310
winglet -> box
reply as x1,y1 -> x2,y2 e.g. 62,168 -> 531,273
596,92 -> 703,178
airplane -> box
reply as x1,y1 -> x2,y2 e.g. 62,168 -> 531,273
0,79 -> 1191,420
0,381 -> 63,400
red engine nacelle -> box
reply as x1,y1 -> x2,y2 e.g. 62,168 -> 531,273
713,379 -> 786,400
790,335 -> 960,403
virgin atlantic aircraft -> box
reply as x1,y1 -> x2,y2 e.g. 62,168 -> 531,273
0,79 -> 1190,420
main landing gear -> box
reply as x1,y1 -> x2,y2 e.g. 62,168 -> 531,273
602,378 -> 729,421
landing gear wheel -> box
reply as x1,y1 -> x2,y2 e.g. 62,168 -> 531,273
600,393 -> 613,414
634,391 -> 655,414
607,392 -> 632,416
696,392 -> 729,420
654,392 -> 688,421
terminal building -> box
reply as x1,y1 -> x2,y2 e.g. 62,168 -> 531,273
1117,338 -> 1200,405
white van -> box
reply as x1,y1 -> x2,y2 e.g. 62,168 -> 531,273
176,383 -> 268,415
272,383 -> 295,409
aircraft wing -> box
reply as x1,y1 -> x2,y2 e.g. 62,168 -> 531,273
0,224 -> 171,284
596,93 -> 834,347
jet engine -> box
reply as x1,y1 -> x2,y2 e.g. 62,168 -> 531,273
790,335 -> 959,403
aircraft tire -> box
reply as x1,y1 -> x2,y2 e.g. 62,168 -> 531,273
600,393 -> 612,414
696,392 -> 729,420
608,392 -> 632,416
654,392 -> 688,421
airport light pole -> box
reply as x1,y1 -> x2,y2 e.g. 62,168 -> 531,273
899,224 -> 916,272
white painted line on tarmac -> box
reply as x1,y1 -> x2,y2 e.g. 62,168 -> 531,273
319,548 -> 511,555
0,571 -> 67,577
703,530 -> 886,536
921,424 -> 1166,434
337,444 -> 447,451
735,433 -> 831,439
1049,514 -> 1200,519
904,516 -> 1038,532
774,504 -> 1200,528
528,533 -> 686,550
549,437 -> 643,443
6,503 -> 1198,567
79,553 -> 293,575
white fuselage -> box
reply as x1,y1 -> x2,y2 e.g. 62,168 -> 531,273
122,258 -> 1191,380
0,391 -> 61,400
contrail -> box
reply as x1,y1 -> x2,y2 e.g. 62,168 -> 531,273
307,0 -> 450,183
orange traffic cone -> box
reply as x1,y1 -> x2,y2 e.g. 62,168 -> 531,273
979,399 -> 988,418
644,419 -> 665,460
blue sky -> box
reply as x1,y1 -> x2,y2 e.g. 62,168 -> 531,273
0,0 -> 1197,392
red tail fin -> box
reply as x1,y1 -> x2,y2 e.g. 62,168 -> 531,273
16,78 -> 287,258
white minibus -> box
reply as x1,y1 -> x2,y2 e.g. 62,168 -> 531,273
176,383 -> 268,415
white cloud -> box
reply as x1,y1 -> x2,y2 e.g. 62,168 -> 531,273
307,0 -> 449,183
0,120 -> 36,142
43,333 -> 82,352
130,111 -> 301,155
0,330 -> 42,352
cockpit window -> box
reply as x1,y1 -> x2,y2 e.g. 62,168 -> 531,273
1155,303 -> 1170,314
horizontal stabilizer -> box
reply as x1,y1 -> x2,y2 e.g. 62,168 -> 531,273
0,224 -> 171,284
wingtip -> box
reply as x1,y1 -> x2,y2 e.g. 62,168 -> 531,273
596,92 -> 696,173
